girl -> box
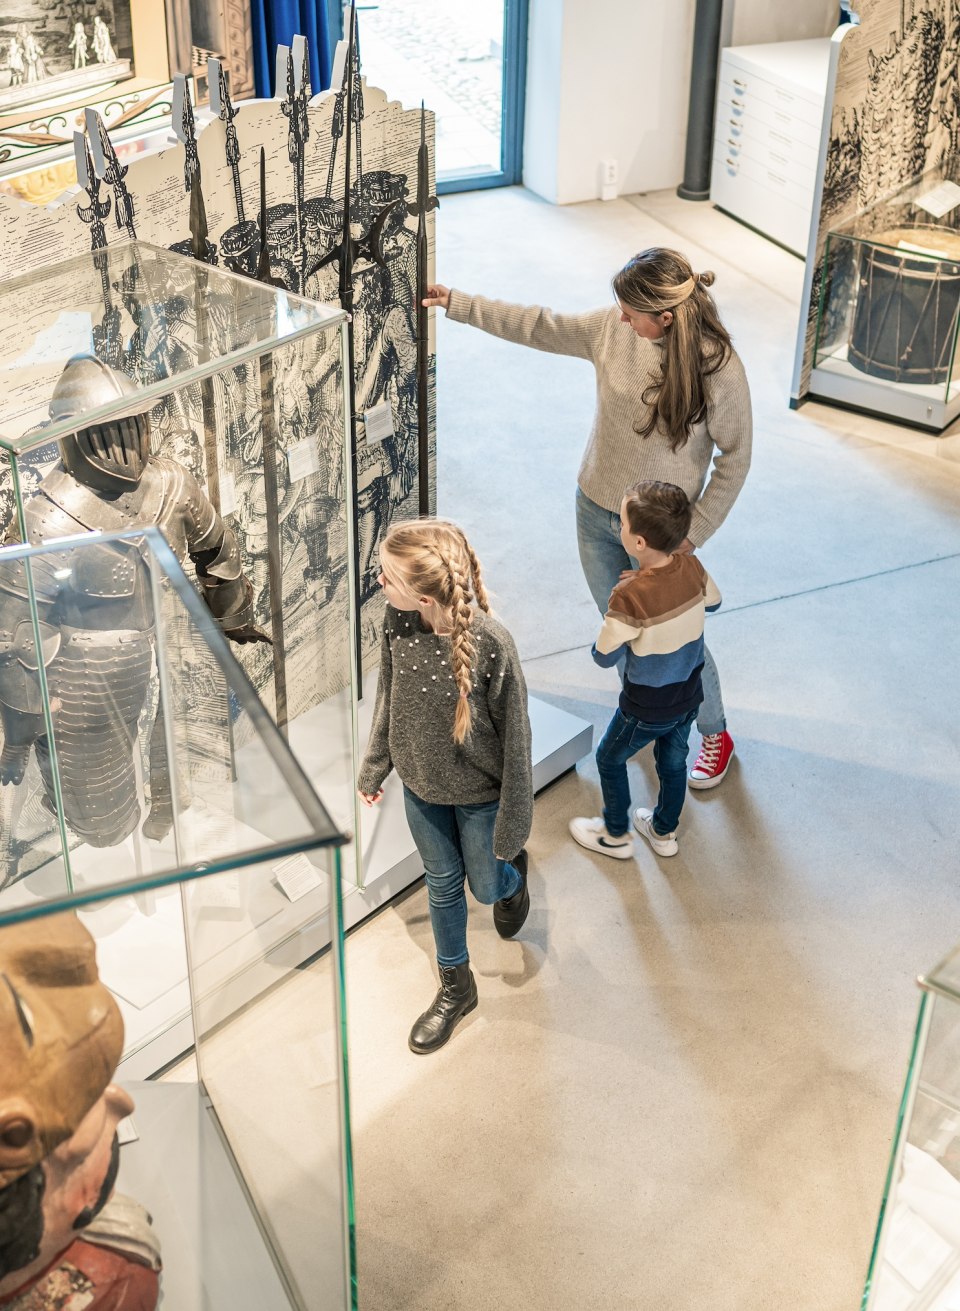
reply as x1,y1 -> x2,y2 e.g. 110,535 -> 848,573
423,248 -> 752,790
358,519 -> 533,1055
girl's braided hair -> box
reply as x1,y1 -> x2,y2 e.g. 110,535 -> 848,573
381,518 -> 490,743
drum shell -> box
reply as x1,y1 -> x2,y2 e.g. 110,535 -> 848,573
849,226 -> 960,385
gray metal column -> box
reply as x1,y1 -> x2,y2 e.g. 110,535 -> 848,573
677,0 -> 725,202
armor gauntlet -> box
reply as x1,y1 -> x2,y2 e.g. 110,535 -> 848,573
189,522 -> 257,636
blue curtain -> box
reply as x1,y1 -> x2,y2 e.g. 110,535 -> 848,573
251,0 -> 335,97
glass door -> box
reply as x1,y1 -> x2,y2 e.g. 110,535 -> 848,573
346,0 -> 528,192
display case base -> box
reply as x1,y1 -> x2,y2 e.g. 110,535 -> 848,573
118,1081 -> 292,1307
811,351 -> 960,433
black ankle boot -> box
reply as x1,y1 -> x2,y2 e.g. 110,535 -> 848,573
493,849 -> 529,939
408,963 -> 478,1055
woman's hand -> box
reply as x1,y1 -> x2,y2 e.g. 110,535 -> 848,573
422,283 -> 450,310
358,788 -> 384,807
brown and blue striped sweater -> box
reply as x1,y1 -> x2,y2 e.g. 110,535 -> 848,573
593,554 -> 722,722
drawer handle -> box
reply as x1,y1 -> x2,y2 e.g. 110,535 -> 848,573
725,158 -> 739,168
728,119 -> 742,130
774,111 -> 792,123
770,152 -> 788,164
770,131 -> 790,145
731,98 -> 745,107
768,171 -> 786,185
776,90 -> 795,102
732,78 -> 746,89
727,138 -> 739,148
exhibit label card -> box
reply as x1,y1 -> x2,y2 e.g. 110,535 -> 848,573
365,401 -> 395,444
287,439 -> 322,483
218,471 -> 237,517
274,852 -> 324,902
915,181 -> 960,219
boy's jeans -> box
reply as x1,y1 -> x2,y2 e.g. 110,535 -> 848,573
576,486 -> 726,736
403,787 -> 522,968
596,706 -> 699,837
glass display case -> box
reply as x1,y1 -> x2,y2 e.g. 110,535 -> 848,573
0,239 -> 360,890
0,525 -> 356,1078
812,169 -> 960,432
863,944 -> 960,1310
0,531 -> 355,1309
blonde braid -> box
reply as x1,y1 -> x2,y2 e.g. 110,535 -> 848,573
463,538 -> 491,613
449,553 -> 477,744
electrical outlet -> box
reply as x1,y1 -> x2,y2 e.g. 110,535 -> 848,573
602,158 -> 618,186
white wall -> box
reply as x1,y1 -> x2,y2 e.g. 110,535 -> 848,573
523,0 -> 696,205
523,0 -> 840,206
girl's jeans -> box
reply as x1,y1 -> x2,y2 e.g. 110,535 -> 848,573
403,787 -> 522,968
597,707 -> 698,836
575,487 -> 726,736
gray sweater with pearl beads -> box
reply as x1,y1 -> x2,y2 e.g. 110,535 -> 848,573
358,604 -> 534,860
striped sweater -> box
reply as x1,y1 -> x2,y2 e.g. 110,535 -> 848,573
445,291 -> 752,547
593,554 -> 722,722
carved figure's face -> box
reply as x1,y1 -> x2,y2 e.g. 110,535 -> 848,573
0,912 -> 124,1190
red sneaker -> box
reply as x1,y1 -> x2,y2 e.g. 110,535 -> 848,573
688,731 -> 734,790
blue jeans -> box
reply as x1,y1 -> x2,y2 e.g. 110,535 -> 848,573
597,707 -> 698,837
403,787 -> 523,968
575,487 -> 726,735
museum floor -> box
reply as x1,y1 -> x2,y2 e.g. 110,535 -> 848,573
335,186 -> 960,1311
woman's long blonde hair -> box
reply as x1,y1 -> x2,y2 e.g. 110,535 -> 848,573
381,518 -> 490,744
613,247 -> 732,451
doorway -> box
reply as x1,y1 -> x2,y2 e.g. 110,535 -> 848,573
336,0 -> 528,193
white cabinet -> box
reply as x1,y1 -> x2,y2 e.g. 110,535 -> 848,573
710,38 -> 831,257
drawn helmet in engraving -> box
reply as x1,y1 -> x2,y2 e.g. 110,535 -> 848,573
50,354 -> 151,493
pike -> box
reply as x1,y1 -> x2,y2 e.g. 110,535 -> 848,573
85,108 -> 135,240
280,36 -> 310,295
408,103 -> 439,515
172,73 -> 222,517
74,130 -> 121,369
209,57 -> 245,224
317,3 -> 364,687
254,146 -> 291,732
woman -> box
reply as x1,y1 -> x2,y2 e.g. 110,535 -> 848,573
423,247 -> 751,788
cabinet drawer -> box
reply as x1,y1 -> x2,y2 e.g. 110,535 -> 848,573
721,115 -> 820,171
712,142 -> 816,211
717,126 -> 818,183
718,67 -> 825,132
710,161 -> 813,256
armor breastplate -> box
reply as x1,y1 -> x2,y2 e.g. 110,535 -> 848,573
28,464 -> 166,544
56,542 -> 154,633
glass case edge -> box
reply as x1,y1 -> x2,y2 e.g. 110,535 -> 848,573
861,989 -> 934,1310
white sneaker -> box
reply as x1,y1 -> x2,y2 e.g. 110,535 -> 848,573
569,816 -> 634,859
632,808 -> 679,857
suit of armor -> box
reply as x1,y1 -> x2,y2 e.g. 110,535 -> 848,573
0,355 -> 263,850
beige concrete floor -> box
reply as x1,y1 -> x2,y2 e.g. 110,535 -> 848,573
345,187 -> 960,1310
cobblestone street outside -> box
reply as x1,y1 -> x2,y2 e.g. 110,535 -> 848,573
359,0 -> 504,179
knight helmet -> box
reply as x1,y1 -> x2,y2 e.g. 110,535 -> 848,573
50,355 -> 151,494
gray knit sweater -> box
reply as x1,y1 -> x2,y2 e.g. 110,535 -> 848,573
358,604 -> 534,860
446,290 -> 753,547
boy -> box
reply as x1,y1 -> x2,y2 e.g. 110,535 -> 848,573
570,480 -> 721,859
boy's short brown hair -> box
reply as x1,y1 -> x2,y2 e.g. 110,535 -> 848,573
622,480 -> 692,553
